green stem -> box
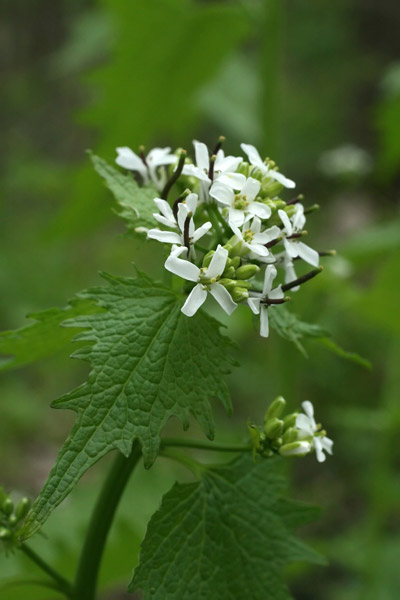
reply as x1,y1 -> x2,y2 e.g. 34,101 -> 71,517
73,441 -> 142,600
159,449 -> 206,477
204,204 -> 224,241
162,437 -> 252,453
20,544 -> 73,598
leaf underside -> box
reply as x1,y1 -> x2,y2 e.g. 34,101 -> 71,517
21,273 -> 235,539
130,454 -> 324,600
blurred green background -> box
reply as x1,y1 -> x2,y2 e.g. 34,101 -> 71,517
1,0 -> 400,598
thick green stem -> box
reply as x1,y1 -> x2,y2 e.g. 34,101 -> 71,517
20,544 -> 73,598
162,437 -> 252,453
73,441 -> 142,600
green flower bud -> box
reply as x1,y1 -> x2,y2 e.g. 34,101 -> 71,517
219,278 -> 236,291
282,427 -> 298,444
279,441 -> 311,458
8,514 -> 18,527
231,287 -> 249,302
15,497 -> 31,522
2,498 -> 13,516
230,256 -> 241,269
202,250 -> 215,268
0,527 -> 12,540
282,412 -> 298,430
260,180 -> 284,197
223,266 -> 236,279
264,418 -> 284,439
264,396 -> 286,422
235,264 -> 260,280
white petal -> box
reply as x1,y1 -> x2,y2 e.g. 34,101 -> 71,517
321,436 -> 334,455
269,169 -> 296,188
268,284 -> 284,300
278,209 -> 293,235
230,222 -> 243,241
185,193 -> 198,214
147,230 -> 182,244
182,164 -> 210,182
165,254 -> 200,282
116,147 -> 145,173
296,414 -> 314,436
292,204 -> 306,230
209,283 -> 237,315
313,438 -> 326,463
216,172 -> 246,190
181,284 -> 207,317
209,181 -> 234,206
250,216 -> 262,233
193,140 -> 210,171
240,143 -> 263,168
248,243 -> 269,257
177,203 -> 190,233
247,297 -> 261,314
242,177 -> 261,200
206,245 -> 228,279
296,242 -> 320,267
283,238 -> 299,258
263,265 -> 278,294
260,306 -> 269,337
153,213 -> 177,228
248,202 -> 271,220
192,221 -> 212,242
302,401 -> 314,420
228,207 -> 245,227
215,153 -> 242,173
154,198 -> 174,220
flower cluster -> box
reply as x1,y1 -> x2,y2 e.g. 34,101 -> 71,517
248,397 -> 333,463
0,487 -> 30,554
116,138 -> 328,337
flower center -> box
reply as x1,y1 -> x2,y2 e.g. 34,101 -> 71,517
233,194 -> 248,210
243,229 -> 254,243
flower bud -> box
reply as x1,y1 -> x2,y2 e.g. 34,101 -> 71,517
231,287 -> 249,302
223,266 -> 236,279
279,441 -> 311,458
235,264 -> 260,280
2,498 -> 13,516
264,418 -> 284,439
260,180 -> 283,197
282,412 -> 298,430
0,527 -> 12,540
264,396 -> 286,421
219,278 -> 236,291
202,250 -> 215,268
230,256 -> 241,269
282,427 -> 298,444
8,514 -> 18,527
15,497 -> 31,522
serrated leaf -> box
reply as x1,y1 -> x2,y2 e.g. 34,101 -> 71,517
90,153 -> 158,232
130,454 -> 324,600
21,273 -> 235,539
0,299 -> 101,372
269,306 -> 371,368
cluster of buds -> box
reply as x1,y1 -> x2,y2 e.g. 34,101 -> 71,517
0,487 -> 30,553
248,397 -> 333,463
116,138 -> 335,337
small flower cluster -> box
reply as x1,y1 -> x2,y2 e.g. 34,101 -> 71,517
248,396 -> 333,463
0,487 -> 30,553
116,138 -> 330,337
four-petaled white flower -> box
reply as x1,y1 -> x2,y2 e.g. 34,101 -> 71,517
147,194 -> 211,253
247,265 -> 284,337
165,245 -> 237,317
241,143 -> 296,189
231,217 -> 280,258
278,205 -> 319,267
182,141 -> 246,201
296,401 -> 334,463
210,177 -> 271,227
116,146 -> 177,190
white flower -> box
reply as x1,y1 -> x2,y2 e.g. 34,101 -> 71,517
296,401 -> 334,463
241,143 -> 296,189
275,251 -> 300,291
209,177 -> 271,227
182,141 -> 246,201
247,265 -> 284,337
115,146 -> 177,190
164,245 -> 237,317
278,205 -> 319,267
147,194 -> 211,253
231,217 -> 280,258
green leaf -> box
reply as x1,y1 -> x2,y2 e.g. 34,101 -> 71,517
130,454 -> 324,600
0,299 -> 101,372
21,273 -> 235,539
269,305 -> 328,357
269,306 -> 371,368
89,153 -> 158,232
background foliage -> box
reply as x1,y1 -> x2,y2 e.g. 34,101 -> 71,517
1,0 -> 400,598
